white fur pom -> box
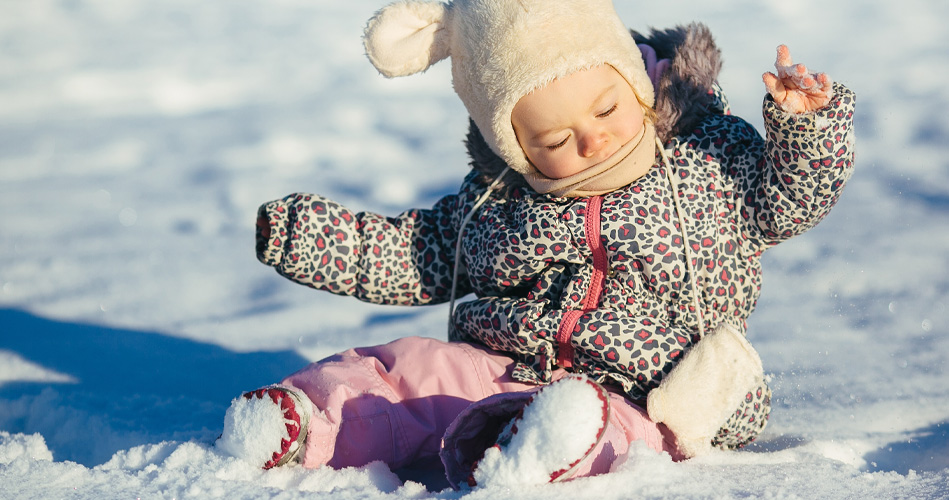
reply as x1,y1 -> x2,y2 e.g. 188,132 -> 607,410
363,0 -> 450,78
647,323 -> 764,458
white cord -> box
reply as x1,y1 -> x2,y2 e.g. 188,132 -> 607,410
447,166 -> 512,339
655,136 -> 706,339
446,143 -> 704,341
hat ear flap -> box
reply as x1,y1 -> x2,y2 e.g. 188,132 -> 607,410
364,1 -> 450,78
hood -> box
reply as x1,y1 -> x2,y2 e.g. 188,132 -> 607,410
464,22 -> 723,191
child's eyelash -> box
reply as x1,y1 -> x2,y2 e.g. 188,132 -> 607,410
543,103 -> 617,151
597,104 -> 618,118
546,137 -> 569,150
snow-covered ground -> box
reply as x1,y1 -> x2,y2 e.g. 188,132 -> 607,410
1,0 -> 948,497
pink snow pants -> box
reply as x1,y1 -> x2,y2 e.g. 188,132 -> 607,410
281,336 -> 681,480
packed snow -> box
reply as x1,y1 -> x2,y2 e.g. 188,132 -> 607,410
218,390 -> 296,469
472,376 -> 609,487
2,0 -> 949,498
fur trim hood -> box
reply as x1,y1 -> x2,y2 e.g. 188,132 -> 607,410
467,23 -> 723,190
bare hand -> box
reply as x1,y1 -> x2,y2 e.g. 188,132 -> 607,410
762,45 -> 833,114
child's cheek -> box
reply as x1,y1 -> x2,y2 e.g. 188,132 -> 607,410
621,113 -> 644,143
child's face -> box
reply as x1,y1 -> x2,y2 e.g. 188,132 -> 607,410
512,65 -> 646,179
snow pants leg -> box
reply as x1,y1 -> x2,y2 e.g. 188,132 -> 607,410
280,336 -> 680,478
281,336 -> 545,469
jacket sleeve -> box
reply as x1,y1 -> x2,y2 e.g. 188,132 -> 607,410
451,296 -> 697,399
256,190 -> 472,306
732,82 -> 856,247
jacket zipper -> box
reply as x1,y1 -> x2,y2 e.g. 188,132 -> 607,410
556,195 -> 609,368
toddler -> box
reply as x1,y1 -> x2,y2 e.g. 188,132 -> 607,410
218,0 -> 855,488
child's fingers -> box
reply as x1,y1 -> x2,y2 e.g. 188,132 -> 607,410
809,73 -> 834,109
816,72 -> 834,92
782,63 -> 810,88
762,72 -> 786,100
773,45 -> 793,79
767,47 -> 833,112
775,44 -> 792,68
801,73 -> 833,103
800,75 -> 818,90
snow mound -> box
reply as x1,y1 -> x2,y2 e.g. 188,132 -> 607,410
473,376 -> 608,487
0,431 -> 53,464
98,441 -> 179,471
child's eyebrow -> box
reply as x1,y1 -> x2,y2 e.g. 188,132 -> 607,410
588,84 -> 618,112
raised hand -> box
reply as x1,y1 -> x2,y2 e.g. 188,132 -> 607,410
762,45 -> 833,114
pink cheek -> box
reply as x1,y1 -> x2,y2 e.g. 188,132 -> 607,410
621,117 -> 641,140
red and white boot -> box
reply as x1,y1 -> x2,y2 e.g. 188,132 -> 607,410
217,386 -> 312,469
471,375 -> 611,487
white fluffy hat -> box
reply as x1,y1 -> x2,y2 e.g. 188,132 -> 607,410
364,0 -> 654,175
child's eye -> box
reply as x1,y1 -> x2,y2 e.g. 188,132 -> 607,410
597,104 -> 618,118
546,136 -> 569,150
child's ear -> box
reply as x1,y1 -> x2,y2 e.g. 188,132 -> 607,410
364,1 -> 451,78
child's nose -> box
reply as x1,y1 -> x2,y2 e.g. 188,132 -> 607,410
578,130 -> 609,159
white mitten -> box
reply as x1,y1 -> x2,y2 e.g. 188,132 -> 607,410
646,323 -> 764,458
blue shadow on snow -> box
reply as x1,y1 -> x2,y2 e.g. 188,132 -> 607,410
864,420 -> 949,474
0,308 -> 310,466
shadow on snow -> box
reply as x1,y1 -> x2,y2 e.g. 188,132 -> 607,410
0,308 -> 310,467
864,421 -> 949,475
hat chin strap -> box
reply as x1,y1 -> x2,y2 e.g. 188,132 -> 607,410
523,119 -> 657,198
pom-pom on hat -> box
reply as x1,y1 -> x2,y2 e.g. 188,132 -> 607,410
364,0 -> 654,176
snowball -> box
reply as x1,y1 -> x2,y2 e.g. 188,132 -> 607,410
473,376 -> 607,487
216,395 -> 290,467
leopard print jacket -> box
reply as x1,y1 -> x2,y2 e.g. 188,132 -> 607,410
257,83 -> 855,386
256,26 -> 855,448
